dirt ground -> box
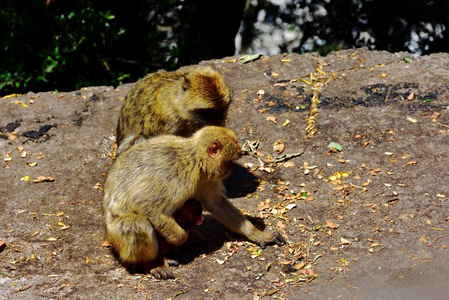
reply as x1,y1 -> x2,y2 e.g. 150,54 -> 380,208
1,49 -> 448,300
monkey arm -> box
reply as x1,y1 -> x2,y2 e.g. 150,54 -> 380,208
198,181 -> 285,248
153,215 -> 189,246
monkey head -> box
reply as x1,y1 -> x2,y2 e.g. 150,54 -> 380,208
174,199 -> 205,229
193,126 -> 242,182
175,67 -> 231,128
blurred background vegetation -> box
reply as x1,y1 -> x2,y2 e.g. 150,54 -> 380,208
1,0 -> 448,94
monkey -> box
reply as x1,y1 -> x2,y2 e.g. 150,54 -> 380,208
116,66 -> 231,155
103,126 -> 285,279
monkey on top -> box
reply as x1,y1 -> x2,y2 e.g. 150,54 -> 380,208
116,66 -> 231,155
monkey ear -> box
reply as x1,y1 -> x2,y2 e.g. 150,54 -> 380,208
182,75 -> 191,92
207,141 -> 222,158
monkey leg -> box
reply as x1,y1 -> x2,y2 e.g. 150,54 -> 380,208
106,214 -> 159,264
200,182 -> 286,248
153,215 -> 189,246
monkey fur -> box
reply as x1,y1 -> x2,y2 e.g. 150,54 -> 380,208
116,66 -> 231,155
103,126 -> 285,279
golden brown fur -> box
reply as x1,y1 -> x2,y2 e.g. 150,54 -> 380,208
116,66 -> 231,154
103,126 -> 285,279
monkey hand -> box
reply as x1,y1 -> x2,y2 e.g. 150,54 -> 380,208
257,231 -> 286,249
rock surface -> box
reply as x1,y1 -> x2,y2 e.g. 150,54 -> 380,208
1,49 -> 448,299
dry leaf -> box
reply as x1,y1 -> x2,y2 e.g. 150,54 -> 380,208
285,204 -> 296,210
4,151 -> 12,162
33,176 -> 55,183
266,116 -> 278,124
326,220 -> 339,229
294,262 -> 306,270
340,237 -> 352,245
283,161 -> 295,168
20,176 -> 31,182
273,142 -> 285,153
276,221 -> 286,230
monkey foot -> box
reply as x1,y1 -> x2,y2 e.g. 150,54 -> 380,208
150,266 -> 175,280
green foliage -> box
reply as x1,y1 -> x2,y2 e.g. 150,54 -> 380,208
0,0 -> 180,94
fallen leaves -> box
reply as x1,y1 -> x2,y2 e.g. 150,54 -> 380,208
58,221 -> 70,230
257,199 -> 297,220
326,220 -> 339,229
266,116 -> 278,124
33,176 -> 55,183
407,117 -> 418,123
15,100 -> 29,108
4,151 -> 12,162
273,140 -> 285,154
340,237 -> 352,246
329,171 -> 349,181
20,176 -> 31,182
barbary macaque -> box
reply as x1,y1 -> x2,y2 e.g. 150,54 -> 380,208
116,66 -> 231,154
103,126 -> 285,279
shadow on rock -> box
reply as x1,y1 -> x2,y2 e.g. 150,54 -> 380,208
172,213 -> 269,265
170,215 -> 228,265
224,163 -> 259,198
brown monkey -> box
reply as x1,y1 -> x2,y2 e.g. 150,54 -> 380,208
116,66 -> 231,155
103,126 -> 285,279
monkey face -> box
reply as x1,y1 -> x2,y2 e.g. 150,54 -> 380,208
175,199 -> 204,229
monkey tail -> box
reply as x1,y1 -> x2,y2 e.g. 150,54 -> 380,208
106,214 -> 159,264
